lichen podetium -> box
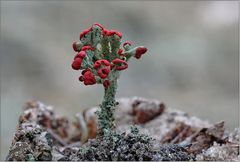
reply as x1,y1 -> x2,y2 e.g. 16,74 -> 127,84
71,23 -> 147,136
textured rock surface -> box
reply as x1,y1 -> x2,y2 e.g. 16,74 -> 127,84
6,123 -> 53,161
196,128 -> 240,161
6,97 -> 239,161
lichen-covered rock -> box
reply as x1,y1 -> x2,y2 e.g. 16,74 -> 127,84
6,142 -> 33,161
18,101 -> 82,145
196,142 -> 239,161
196,128 -> 240,161
228,128 -> 240,143
115,97 -> 211,142
6,98 -> 240,161
6,122 -> 53,161
73,127 -> 193,161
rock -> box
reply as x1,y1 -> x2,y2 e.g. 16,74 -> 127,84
161,122 -> 195,144
131,97 -> 165,124
188,121 -> 226,154
6,97 -> 239,161
6,122 -> 53,161
18,101 -> 82,145
6,142 -> 33,161
83,107 -> 98,139
196,142 -> 239,161
196,128 -> 240,161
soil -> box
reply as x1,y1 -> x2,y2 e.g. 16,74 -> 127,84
6,97 -> 239,161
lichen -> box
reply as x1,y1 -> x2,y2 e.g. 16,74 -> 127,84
69,24 -> 195,161
6,123 -> 53,161
73,126 -> 193,161
71,23 -> 147,135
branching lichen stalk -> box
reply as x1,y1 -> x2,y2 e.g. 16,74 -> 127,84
71,23 -> 148,136
97,80 -> 117,135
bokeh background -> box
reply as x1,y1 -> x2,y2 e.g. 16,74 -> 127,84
1,1 -> 239,159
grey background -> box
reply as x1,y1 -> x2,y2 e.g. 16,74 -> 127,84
1,1 -> 239,159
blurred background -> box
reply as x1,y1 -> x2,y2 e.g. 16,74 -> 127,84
0,1 -> 238,159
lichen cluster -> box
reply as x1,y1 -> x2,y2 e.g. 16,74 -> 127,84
74,126 -> 192,161
6,123 -> 53,161
71,23 -> 147,135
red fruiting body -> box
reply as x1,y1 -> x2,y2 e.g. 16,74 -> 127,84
118,48 -> 124,56
115,31 -> 122,38
105,30 -> 113,36
81,45 -> 94,51
80,27 -> 92,39
102,60 -> 110,66
94,59 -> 111,79
102,29 -> 109,36
106,30 -> 122,38
78,51 -> 86,58
123,41 -> 132,46
81,68 -> 89,75
97,66 -> 111,79
93,61 -> 101,69
93,23 -> 104,30
80,31 -> 86,39
72,58 -> 82,70
72,24 -> 148,87
79,76 -> 84,82
80,70 -> 96,85
94,59 -> 110,69
74,51 -> 86,60
135,47 -> 148,59
72,41 -> 80,52
112,58 -> 128,71
103,80 -> 110,89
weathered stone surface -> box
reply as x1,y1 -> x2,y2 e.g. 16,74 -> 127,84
6,123 -> 53,161
131,97 -> 165,124
6,98 -> 239,161
196,128 -> 240,161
